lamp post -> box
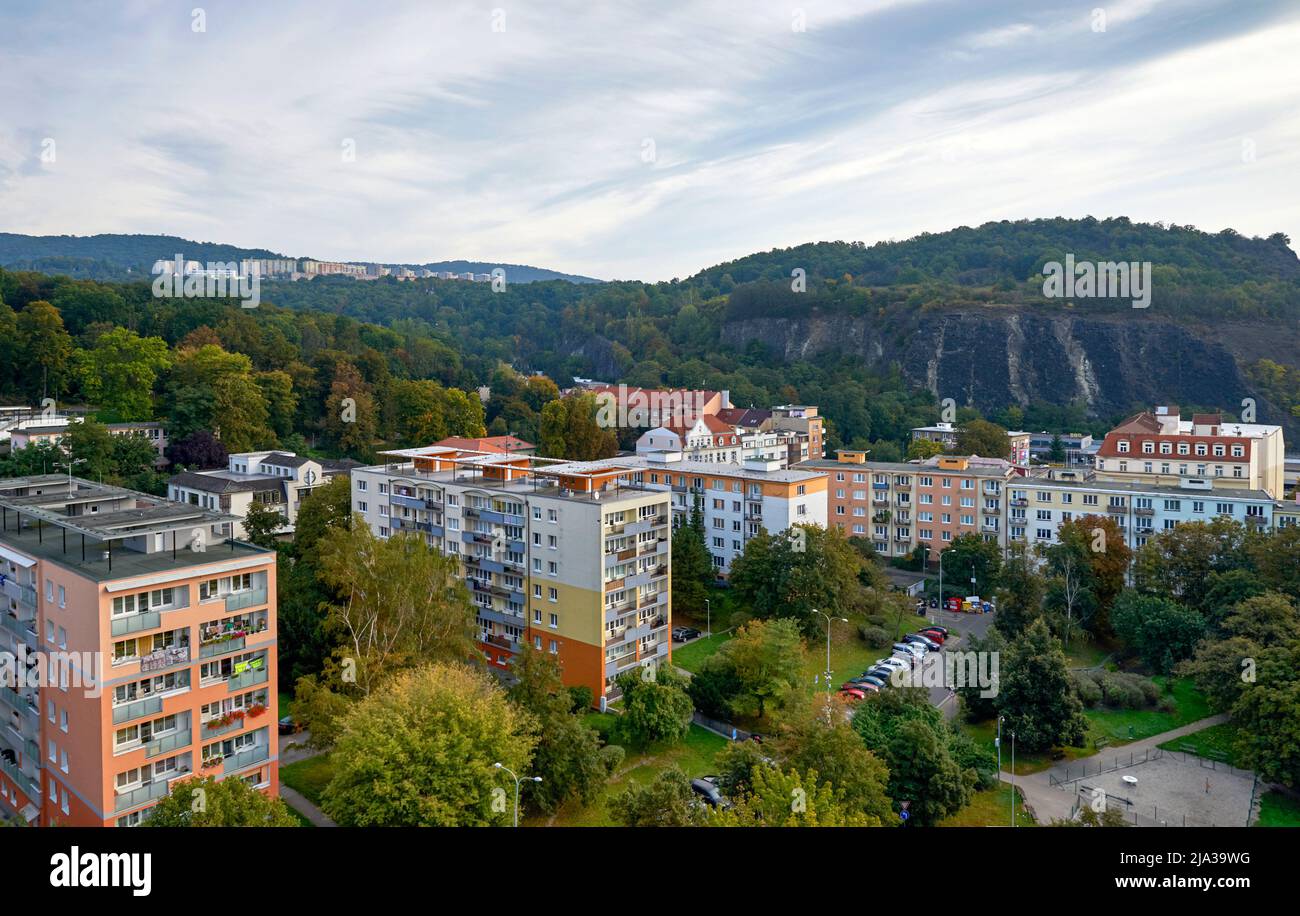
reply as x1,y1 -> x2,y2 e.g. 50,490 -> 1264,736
812,608 -> 848,694
996,715 -> 1003,784
494,762 -> 541,827
55,458 -> 85,495
1010,731 -> 1017,827
705,597 -> 711,639
937,548 -> 945,614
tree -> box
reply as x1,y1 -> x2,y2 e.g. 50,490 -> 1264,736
956,626 -> 1007,721
321,664 -> 538,826
671,494 -> 713,617
939,534 -> 1002,600
1111,591 -> 1206,674
706,618 -> 805,719
997,619 -> 1088,752
316,524 -> 479,695
255,369 -> 298,440
507,646 -> 606,814
955,419 -> 1008,459
15,300 -> 73,401
609,765 -> 701,826
772,700 -> 893,823
166,430 -> 228,469
1048,433 -> 1066,463
143,775 -> 298,826
242,500 -> 287,548
1132,519 -> 1250,614
709,765 -> 875,827
323,361 -> 376,457
905,438 -> 945,460
75,327 -> 171,421
730,524 -> 870,634
165,344 -> 272,452
884,719 -> 975,826
614,665 -> 694,746
993,551 -> 1045,638
1230,641 -> 1300,787
538,392 -> 616,460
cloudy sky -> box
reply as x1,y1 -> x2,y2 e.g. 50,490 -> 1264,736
2,0 -> 1298,280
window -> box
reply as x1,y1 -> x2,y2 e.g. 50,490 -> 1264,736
548,588 -> 558,602
58,586 -> 65,608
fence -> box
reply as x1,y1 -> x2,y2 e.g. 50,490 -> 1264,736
1071,785 -> 1222,828
691,712 -> 753,742
1048,748 -> 1165,786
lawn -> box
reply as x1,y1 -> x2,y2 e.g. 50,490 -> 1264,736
799,619 -> 893,695
1062,637 -> 1110,670
531,723 -> 730,827
938,783 -> 1037,827
1158,721 -> 1241,765
1085,677 -> 1210,745
671,631 -> 733,674
960,718 -> 1094,775
1256,791 -> 1300,827
279,753 -> 335,808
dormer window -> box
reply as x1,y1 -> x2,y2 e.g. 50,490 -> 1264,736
1117,440 -> 1130,454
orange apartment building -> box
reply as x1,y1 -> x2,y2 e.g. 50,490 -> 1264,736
0,476 -> 277,827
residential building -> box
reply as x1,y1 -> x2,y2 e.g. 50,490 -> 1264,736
430,435 -> 536,456
168,451 -> 357,540
1094,406 -> 1286,499
0,476 -> 277,827
769,406 -> 826,463
350,447 -> 672,703
621,453 -> 828,574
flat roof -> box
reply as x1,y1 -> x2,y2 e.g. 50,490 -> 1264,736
0,478 -> 242,542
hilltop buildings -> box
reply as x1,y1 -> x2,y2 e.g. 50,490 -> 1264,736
0,477 -> 278,827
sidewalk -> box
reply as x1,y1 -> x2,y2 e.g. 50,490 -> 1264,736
280,784 -> 336,827
1034,713 -> 1230,786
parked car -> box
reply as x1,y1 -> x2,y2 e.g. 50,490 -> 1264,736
278,716 -> 299,735
893,642 -> 925,659
691,776 -> 731,809
920,625 -> 950,637
866,665 -> 898,681
904,633 -> 941,651
839,687 -> 868,701
672,626 -> 702,642
850,674 -> 886,689
915,629 -> 945,644
874,657 -> 910,673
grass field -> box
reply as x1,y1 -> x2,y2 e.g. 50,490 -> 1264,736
938,783 -> 1037,827
531,724 -> 729,827
1085,677 -> 1210,744
671,631 -> 733,673
1158,721 -> 1241,765
279,753 -> 335,808
1062,637 -> 1110,669
1256,791 -> 1300,827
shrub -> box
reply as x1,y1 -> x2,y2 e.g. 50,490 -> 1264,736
599,744 -> 625,775
1072,672 -> 1103,707
568,685 -> 594,713
1156,695 -> 1178,714
859,625 -> 890,646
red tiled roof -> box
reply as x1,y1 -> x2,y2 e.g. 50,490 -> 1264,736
432,435 -> 534,453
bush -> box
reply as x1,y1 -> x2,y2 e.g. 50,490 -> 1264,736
1156,695 -> 1178,714
568,685 -> 594,713
1072,671 -> 1103,707
599,744 -> 625,776
1092,670 -> 1159,709
859,625 -> 890,646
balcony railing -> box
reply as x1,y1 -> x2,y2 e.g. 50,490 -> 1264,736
111,610 -> 162,637
225,587 -> 268,613
114,779 -> 171,813
0,755 -> 39,800
139,644 -> 190,673
112,695 -> 164,725
223,744 -> 270,775
145,728 -> 192,759
227,666 -> 268,692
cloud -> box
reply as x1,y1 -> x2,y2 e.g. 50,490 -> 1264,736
0,0 -> 1296,280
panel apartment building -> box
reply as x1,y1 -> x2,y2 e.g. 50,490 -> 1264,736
350,447 -> 673,703
0,476 -> 277,827
801,451 -> 1016,559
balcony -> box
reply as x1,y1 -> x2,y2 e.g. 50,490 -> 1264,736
1010,498 -> 1028,508
111,610 -> 161,637
981,505 -> 1000,515
114,779 -> 171,813
145,729 -> 192,760
1134,507 -> 1155,517
1,578 -> 37,609
1106,504 -> 1128,514
223,743 -> 271,775
227,665 -> 269,692
225,588 -> 268,612
0,613 -> 35,640
0,755 -> 40,800
139,644 -> 190,673
200,635 -> 246,658
112,695 -> 164,725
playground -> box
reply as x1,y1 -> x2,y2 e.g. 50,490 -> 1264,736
1069,749 -> 1257,827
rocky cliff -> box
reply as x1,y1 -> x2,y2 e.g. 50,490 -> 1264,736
721,308 -> 1298,433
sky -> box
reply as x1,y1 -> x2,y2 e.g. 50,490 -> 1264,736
2,0 -> 1298,281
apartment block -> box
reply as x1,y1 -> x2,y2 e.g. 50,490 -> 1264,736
0,476 -> 277,827
800,451 -> 1016,559
169,450 -> 358,540
1094,406 -> 1286,499
618,454 -> 828,574
1006,474 -> 1275,552
350,448 -> 673,703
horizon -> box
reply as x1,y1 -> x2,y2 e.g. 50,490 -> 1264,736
3,0 -> 1299,281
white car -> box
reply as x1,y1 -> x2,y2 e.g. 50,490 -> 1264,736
892,642 -> 926,659
875,657 -> 910,673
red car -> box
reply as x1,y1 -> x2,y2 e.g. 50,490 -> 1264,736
839,687 -> 868,701
917,629 -> 946,644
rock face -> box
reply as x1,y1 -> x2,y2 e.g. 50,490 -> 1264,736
721,308 -> 1264,421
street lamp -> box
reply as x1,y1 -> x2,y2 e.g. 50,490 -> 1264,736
937,548 -> 945,614
996,715 -> 1003,784
494,762 -> 541,827
705,597 -> 711,639
812,608 -> 848,694
1009,731 -> 1017,827
55,457 -> 85,494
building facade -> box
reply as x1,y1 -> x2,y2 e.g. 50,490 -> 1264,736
0,476 -> 277,827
